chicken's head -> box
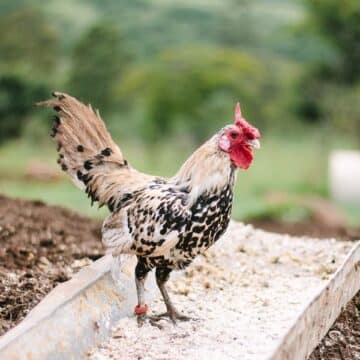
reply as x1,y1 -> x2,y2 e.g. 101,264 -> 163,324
218,103 -> 261,169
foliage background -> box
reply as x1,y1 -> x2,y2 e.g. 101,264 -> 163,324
0,0 -> 359,224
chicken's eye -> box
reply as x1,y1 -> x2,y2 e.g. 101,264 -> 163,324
230,132 -> 238,139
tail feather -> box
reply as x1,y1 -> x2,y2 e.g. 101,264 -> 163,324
36,92 -> 128,209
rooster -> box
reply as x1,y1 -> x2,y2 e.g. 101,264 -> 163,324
37,93 -> 260,325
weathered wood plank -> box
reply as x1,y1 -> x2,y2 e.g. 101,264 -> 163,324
0,255 -> 157,360
269,241 -> 360,360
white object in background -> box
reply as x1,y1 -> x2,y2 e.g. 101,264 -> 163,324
329,150 -> 360,203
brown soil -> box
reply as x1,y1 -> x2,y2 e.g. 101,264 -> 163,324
249,218 -> 360,242
0,195 -> 103,336
309,291 -> 360,360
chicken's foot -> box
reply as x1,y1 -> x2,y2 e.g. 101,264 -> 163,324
152,267 -> 192,324
149,310 -> 192,323
136,313 -> 164,329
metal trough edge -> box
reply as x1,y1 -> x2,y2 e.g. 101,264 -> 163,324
269,240 -> 360,360
0,255 -> 157,360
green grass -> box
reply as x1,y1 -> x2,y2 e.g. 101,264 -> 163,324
0,132 -> 359,225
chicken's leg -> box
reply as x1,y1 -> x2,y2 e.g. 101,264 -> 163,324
150,267 -> 191,323
134,259 -> 151,326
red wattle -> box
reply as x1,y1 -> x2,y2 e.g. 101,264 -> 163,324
230,145 -> 253,169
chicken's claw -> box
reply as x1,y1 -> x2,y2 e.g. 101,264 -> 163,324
149,311 -> 192,324
136,314 -> 163,329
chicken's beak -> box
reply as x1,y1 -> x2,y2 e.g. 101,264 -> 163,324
247,139 -> 261,149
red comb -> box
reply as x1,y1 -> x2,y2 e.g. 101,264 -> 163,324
234,101 -> 246,127
235,102 -> 242,122
234,101 -> 261,138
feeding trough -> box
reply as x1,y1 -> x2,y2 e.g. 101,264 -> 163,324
0,222 -> 358,359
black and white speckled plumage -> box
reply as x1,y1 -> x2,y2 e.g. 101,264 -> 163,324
38,92 -> 260,320
104,169 -> 235,275
101,144 -> 236,278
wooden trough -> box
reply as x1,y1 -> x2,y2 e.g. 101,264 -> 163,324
270,240 -> 360,360
0,226 -> 359,360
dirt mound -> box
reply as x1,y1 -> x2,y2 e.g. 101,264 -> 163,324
249,218 -> 359,242
251,192 -> 360,242
0,195 -> 103,336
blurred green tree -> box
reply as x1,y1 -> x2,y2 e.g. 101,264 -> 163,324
118,47 -> 274,142
306,0 -> 360,84
67,22 -> 129,114
0,7 -> 59,76
0,7 -> 57,144
0,75 -> 50,144
296,0 -> 360,137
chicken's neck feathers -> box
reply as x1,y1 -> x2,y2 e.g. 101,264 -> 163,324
172,135 -> 235,205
